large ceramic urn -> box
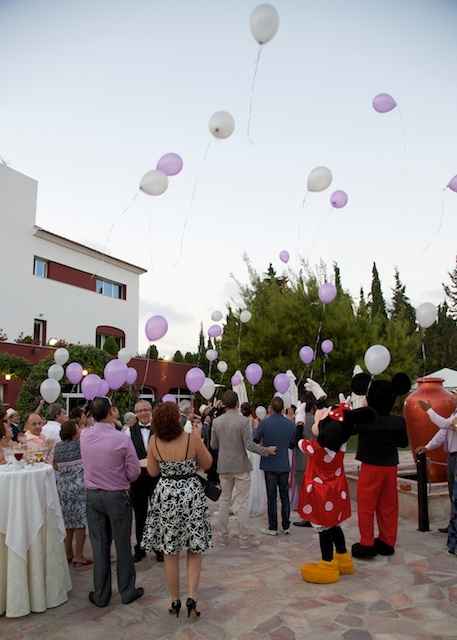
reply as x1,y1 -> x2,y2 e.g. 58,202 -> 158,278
404,377 -> 457,482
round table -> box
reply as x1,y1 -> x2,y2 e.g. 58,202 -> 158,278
0,463 -> 72,617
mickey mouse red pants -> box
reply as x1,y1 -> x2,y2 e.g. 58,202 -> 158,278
357,463 -> 398,547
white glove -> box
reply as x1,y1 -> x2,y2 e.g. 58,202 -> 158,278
338,393 -> 351,405
305,378 -> 327,401
295,401 -> 307,425
350,392 -> 367,409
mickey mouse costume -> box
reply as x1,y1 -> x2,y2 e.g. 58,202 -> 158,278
297,402 -> 375,584
350,372 -> 411,559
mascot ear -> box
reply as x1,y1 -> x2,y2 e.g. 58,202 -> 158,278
351,373 -> 371,396
391,373 -> 411,397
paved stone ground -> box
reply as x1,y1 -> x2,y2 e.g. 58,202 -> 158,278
3,507 -> 457,640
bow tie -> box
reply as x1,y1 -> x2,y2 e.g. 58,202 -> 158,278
139,424 -> 151,430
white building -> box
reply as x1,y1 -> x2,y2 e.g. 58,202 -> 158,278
0,165 -> 146,351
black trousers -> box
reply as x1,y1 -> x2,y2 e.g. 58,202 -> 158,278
130,470 -> 158,551
264,471 -> 290,531
86,489 -> 137,606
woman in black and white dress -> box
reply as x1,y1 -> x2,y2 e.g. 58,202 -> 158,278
142,402 -> 212,619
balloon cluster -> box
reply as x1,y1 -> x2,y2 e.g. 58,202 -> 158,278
40,348 -> 70,403
139,152 -> 184,197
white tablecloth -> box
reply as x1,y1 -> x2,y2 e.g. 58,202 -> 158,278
0,464 -> 72,617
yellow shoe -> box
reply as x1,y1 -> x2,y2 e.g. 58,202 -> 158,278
300,560 -> 340,584
335,552 -> 354,575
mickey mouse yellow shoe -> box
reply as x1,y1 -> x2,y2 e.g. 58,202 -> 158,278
300,560 -> 340,584
334,552 -> 354,575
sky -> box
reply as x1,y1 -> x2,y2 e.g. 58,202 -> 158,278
1,0 -> 457,357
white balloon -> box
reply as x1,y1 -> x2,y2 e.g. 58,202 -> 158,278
255,406 -> 267,420
40,378 -> 61,403
209,111 -> 235,140
118,348 -> 131,364
307,166 -> 333,193
364,345 -> 391,376
240,310 -> 252,323
206,349 -> 218,362
54,348 -> 69,366
200,378 -> 216,400
211,310 -> 223,322
250,4 -> 280,45
139,169 -> 168,196
48,364 -> 64,381
217,360 -> 228,374
416,302 -> 438,329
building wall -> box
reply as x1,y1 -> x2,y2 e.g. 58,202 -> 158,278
0,165 -> 140,351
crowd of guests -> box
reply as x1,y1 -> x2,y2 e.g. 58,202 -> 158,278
1,379 -> 456,616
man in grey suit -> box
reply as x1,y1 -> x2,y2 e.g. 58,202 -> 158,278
211,390 -> 276,548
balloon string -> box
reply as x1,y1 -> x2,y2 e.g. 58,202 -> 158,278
141,348 -> 152,394
421,335 -> 427,377
310,319 -> 323,380
237,318 -> 242,368
0,154 -> 8,166
105,191 -> 139,254
423,188 -> 446,253
174,140 -> 212,267
247,46 -> 263,143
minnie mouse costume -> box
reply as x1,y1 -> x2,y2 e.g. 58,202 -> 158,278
297,403 -> 375,584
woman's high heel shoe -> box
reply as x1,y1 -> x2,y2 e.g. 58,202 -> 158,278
186,597 -> 201,618
169,600 -> 181,618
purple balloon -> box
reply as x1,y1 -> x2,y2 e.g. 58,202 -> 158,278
372,93 -> 397,114
97,379 -> 110,396
156,153 -> 183,177
245,363 -> 263,386
321,339 -> 334,355
274,373 -> 290,394
299,346 -> 314,365
81,374 -> 101,401
162,394 -> 176,403
66,362 -> 83,384
231,373 -> 242,387
447,175 -> 457,193
126,367 -> 138,385
104,359 -> 128,390
185,367 -> 205,393
208,324 -> 222,338
145,315 -> 168,342
330,190 -> 348,209
279,250 -> 290,264
319,282 -> 337,305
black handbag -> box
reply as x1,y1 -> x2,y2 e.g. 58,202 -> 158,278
196,474 -> 221,502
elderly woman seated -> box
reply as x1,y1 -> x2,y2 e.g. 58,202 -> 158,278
0,408 -> 13,464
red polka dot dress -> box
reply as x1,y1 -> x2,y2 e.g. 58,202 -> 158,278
297,439 -> 351,528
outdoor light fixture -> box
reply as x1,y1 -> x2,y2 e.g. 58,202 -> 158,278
48,338 -> 58,346
5,374 -> 11,381
82,369 -> 88,376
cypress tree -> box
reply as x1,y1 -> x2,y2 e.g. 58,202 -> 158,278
443,256 -> 457,319
369,262 -> 387,320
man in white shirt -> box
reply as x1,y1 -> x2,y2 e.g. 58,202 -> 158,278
41,403 -> 67,442
416,400 -> 457,532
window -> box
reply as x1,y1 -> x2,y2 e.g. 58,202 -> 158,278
96,278 -> 124,299
95,334 -> 124,349
95,326 -> 126,349
33,319 -> 47,346
33,257 -> 48,278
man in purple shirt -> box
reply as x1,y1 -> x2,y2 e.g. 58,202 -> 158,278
80,397 -> 143,607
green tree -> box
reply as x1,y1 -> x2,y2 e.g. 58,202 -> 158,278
184,351 -> 196,363
147,345 -> 159,360
197,324 -> 206,364
424,302 -> 457,372
390,268 -> 416,331
369,262 -> 387,321
102,336 -> 119,356
443,256 -> 457,318
173,350 -> 184,363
